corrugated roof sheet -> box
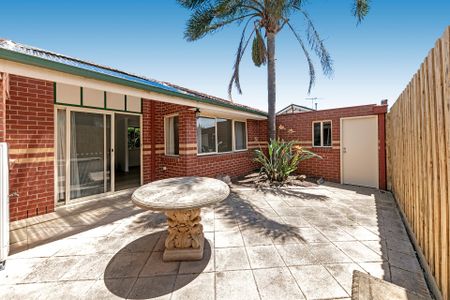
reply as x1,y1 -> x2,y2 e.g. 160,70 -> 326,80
0,39 -> 266,116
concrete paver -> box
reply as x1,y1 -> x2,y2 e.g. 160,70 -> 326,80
3,184 -> 431,299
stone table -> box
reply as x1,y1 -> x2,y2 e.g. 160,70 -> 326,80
131,176 -> 230,261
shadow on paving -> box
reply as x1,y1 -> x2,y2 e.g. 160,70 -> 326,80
103,231 -> 211,299
258,187 -> 329,201
324,184 -> 431,297
10,192 -> 145,255
216,192 -> 305,243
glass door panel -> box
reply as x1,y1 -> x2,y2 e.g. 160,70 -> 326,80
70,111 -> 106,199
56,109 -> 66,204
106,114 -> 112,193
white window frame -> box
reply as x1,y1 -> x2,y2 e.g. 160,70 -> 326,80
312,120 -> 332,147
164,113 -> 180,156
196,116 -> 248,156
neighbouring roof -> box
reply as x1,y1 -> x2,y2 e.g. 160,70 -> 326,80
277,103 -> 314,115
0,39 -> 267,117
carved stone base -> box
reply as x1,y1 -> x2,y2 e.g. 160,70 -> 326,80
163,208 -> 205,261
163,236 -> 204,261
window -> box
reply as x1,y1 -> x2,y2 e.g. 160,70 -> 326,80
197,117 -> 216,154
235,121 -> 247,150
313,121 -> 332,147
197,117 -> 247,154
217,119 -> 232,152
165,115 -> 179,155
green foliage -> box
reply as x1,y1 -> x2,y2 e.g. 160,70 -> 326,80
254,139 -> 321,183
353,0 -> 371,24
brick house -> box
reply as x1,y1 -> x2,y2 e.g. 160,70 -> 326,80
0,40 -> 267,222
0,40 -> 387,224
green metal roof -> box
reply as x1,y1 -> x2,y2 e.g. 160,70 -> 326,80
0,40 -> 267,117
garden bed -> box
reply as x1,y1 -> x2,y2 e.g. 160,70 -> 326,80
233,172 -> 319,188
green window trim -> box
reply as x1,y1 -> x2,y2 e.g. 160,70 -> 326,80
80,87 -> 83,106
53,82 -> 143,114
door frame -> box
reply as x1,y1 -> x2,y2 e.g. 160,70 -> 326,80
54,105 -> 143,206
340,115 -> 379,188
114,111 -> 144,189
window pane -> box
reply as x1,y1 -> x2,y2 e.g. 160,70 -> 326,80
70,112 -> 105,199
323,122 -> 332,146
313,123 -> 321,146
166,116 -> 179,155
56,109 -> 66,204
217,119 -> 232,152
235,121 -> 247,150
197,117 -> 216,153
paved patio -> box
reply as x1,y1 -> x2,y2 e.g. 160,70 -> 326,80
2,183 -> 431,299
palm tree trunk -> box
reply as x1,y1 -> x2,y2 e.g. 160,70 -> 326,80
267,32 -> 277,141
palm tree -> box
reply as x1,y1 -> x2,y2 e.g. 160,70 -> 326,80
178,0 -> 370,140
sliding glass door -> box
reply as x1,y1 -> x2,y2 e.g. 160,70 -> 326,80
56,108 -> 113,204
70,111 -> 111,199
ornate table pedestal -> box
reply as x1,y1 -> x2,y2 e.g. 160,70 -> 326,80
131,177 -> 230,262
163,208 -> 204,261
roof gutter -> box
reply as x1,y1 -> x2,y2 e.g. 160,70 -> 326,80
0,48 -> 267,117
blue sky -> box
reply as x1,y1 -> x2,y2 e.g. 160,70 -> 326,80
1,1 -> 449,111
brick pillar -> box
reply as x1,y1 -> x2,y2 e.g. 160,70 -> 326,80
0,73 -> 6,143
182,109 -> 197,176
142,99 -> 153,184
378,112 -> 387,190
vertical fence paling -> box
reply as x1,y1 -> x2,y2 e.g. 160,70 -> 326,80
387,26 -> 450,299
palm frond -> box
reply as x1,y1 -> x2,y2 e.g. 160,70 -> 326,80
352,0 -> 370,24
228,18 -> 256,98
184,4 -> 216,41
184,0 -> 256,41
286,22 -> 316,94
301,11 -> 333,77
177,0 -> 211,9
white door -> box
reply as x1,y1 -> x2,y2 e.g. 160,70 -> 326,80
341,116 -> 379,188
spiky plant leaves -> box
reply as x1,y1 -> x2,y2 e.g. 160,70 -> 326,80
254,138 -> 322,183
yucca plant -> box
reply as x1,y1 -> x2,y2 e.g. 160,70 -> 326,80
254,139 -> 321,183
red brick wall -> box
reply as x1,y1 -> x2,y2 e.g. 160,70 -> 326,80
277,104 -> 387,189
141,98 -> 267,181
7,75 -> 54,221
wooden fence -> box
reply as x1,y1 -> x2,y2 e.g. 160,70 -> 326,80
387,26 -> 449,299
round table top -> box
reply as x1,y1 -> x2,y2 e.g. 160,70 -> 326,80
131,176 -> 230,211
